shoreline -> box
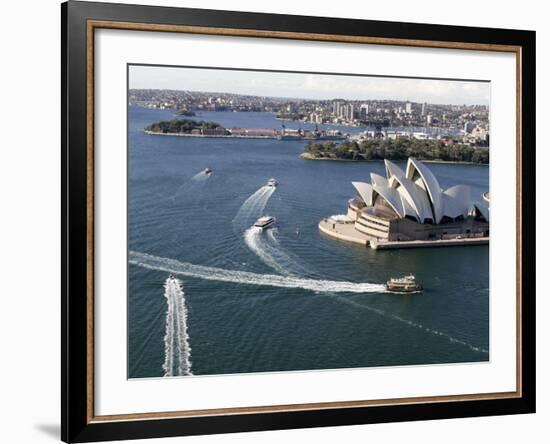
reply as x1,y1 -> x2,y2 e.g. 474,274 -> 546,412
318,219 -> 489,250
145,130 -> 346,142
300,152 -> 488,165
144,130 -> 275,139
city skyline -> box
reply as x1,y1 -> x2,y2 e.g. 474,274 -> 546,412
129,65 -> 490,106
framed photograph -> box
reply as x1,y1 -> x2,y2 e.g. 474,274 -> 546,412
62,1 -> 535,442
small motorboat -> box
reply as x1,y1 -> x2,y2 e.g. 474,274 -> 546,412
254,216 -> 276,230
204,168 -> 212,175
385,274 -> 423,293
266,178 -> 278,187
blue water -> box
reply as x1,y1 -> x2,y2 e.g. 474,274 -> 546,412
191,110 -> 460,136
128,107 -> 489,378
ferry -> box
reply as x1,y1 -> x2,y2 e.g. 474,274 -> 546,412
277,134 -> 302,140
385,274 -> 423,293
267,178 -> 278,187
313,134 -> 347,141
254,216 -> 276,230
309,130 -> 347,141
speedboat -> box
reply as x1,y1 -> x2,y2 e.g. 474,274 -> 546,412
266,178 -> 278,187
204,168 -> 212,175
385,274 -> 422,293
254,216 -> 276,230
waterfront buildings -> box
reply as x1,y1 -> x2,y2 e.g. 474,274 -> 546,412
464,122 -> 477,133
129,89 -> 489,137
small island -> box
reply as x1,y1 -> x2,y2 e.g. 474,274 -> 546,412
144,119 -> 229,136
144,120 -> 345,140
302,139 -> 489,164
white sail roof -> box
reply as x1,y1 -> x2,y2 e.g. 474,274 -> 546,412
442,185 -> 471,219
473,202 -> 490,223
405,158 -> 444,223
351,158 -> 478,225
395,186 -> 420,221
370,173 -> 388,187
392,175 -> 435,223
384,159 -> 405,179
351,181 -> 374,206
372,184 -> 404,218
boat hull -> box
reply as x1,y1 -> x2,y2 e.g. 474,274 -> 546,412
385,284 -> 423,293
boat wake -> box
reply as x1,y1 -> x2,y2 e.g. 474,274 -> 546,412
337,297 -> 488,355
244,226 -> 311,277
192,170 -> 211,182
172,169 -> 211,201
131,252 -> 487,356
130,251 -> 386,294
232,185 -> 275,231
162,276 -> 193,377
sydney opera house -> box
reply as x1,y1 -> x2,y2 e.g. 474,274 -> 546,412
320,158 -> 489,249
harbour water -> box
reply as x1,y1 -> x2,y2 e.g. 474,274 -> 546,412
128,106 -> 489,378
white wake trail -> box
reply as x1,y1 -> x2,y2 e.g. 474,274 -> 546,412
134,253 -> 486,356
162,276 -> 193,377
172,170 -> 211,201
191,170 -> 210,182
130,251 -> 386,294
338,297 -> 488,355
244,227 -> 311,277
232,185 -> 275,230
162,280 -> 175,376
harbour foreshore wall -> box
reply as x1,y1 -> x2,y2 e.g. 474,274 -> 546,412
318,219 -> 368,246
318,219 -> 489,250
370,237 -> 489,249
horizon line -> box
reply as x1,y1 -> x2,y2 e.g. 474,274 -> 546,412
128,88 -> 489,108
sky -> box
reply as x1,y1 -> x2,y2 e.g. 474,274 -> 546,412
129,65 -> 490,106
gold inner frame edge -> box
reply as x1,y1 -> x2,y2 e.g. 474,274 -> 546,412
85,19 -> 523,423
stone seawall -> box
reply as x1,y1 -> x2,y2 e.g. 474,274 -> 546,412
319,218 -> 489,250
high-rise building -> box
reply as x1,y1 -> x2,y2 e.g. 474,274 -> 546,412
360,103 -> 369,118
421,102 -> 426,116
464,122 -> 476,133
405,102 -> 412,114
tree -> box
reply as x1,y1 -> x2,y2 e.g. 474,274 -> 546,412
145,119 -> 223,134
302,137 -> 488,164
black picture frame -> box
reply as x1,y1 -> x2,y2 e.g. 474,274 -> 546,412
62,1 -> 536,442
